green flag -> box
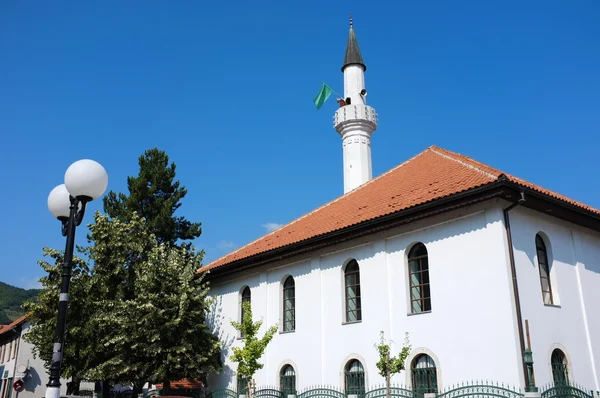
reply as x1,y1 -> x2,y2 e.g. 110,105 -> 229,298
313,83 -> 333,109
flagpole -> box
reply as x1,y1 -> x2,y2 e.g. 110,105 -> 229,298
321,81 -> 344,99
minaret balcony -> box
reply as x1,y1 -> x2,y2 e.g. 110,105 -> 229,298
333,104 -> 378,129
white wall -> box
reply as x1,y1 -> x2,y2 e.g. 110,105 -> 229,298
14,322 -> 68,398
510,207 -> 600,391
207,203 -> 525,392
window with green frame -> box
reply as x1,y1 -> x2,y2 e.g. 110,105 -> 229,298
344,359 -> 365,396
280,365 -> 296,395
237,375 -> 248,395
411,354 -> 437,394
283,276 -> 295,332
536,234 -> 554,305
408,243 -> 431,314
344,260 -> 362,322
240,286 -> 251,337
551,349 -> 569,386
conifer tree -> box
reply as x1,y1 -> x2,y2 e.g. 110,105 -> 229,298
102,148 -> 201,246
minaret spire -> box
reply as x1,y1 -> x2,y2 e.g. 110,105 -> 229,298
342,13 -> 366,72
334,16 -> 378,194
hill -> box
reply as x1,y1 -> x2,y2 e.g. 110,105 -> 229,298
0,282 -> 40,324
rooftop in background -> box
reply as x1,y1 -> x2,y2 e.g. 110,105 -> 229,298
201,145 -> 600,272
0,313 -> 29,337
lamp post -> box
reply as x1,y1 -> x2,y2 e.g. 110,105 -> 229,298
46,159 -> 108,398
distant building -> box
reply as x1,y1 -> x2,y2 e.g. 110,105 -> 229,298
0,316 -> 70,398
202,18 -> 600,396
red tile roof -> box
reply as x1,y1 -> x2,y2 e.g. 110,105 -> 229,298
202,146 -> 599,271
155,379 -> 204,389
0,314 -> 29,336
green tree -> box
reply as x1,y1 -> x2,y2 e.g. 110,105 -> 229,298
22,248 -> 93,395
230,302 -> 277,397
81,212 -> 152,390
83,212 -> 221,394
102,148 -> 201,246
131,242 -> 222,394
374,331 -> 411,398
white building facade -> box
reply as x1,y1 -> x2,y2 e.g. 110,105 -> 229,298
206,201 -> 600,394
203,18 -> 600,398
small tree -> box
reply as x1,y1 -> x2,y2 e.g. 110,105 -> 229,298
374,331 -> 411,398
230,301 -> 277,398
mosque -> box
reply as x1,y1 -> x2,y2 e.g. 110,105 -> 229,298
201,18 -> 600,397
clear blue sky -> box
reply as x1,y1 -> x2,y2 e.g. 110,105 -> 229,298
1,1 -> 599,289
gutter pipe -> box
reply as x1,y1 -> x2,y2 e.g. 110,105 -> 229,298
503,191 -> 530,388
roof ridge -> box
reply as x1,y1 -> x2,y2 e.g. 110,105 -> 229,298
202,148 -> 430,270
429,146 -> 499,180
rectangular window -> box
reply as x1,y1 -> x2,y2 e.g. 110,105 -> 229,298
283,281 -> 295,332
11,339 -> 17,360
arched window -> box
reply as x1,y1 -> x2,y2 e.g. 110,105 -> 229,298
408,243 -> 431,314
344,260 -> 362,322
411,354 -> 437,394
283,276 -> 295,332
344,359 -> 365,395
237,375 -> 248,395
240,286 -> 251,337
551,349 -> 569,386
280,365 -> 296,395
536,234 -> 554,305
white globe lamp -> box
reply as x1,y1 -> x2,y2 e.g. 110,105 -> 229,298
64,159 -> 108,200
47,184 -> 71,220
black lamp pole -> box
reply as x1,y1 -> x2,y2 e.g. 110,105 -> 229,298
46,195 -> 89,398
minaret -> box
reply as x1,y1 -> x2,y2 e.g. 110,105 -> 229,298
334,14 -> 378,194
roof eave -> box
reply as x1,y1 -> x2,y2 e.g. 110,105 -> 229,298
204,180 -> 511,280
503,180 -> 600,232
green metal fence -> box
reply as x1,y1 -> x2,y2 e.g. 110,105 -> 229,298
255,387 -> 285,398
541,382 -> 593,398
365,385 -> 422,398
207,389 -> 238,398
298,386 -> 347,398
436,381 -> 524,398
207,380 -> 597,398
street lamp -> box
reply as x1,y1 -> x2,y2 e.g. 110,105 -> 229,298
46,159 -> 108,398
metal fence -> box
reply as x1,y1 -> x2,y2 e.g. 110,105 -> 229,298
204,381 -> 598,398
540,381 -> 594,398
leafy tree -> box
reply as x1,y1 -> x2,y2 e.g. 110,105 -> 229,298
82,212 -> 221,394
374,331 -> 411,398
131,242 -> 222,394
230,302 -> 278,397
81,212 -> 152,390
102,148 -> 201,246
22,248 -> 92,394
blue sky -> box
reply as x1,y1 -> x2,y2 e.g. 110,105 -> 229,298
1,1 -> 599,289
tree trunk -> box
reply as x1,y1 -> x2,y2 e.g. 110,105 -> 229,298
132,382 -> 144,398
163,380 -> 171,396
385,352 -> 391,398
67,377 -> 81,395
102,380 -> 111,398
